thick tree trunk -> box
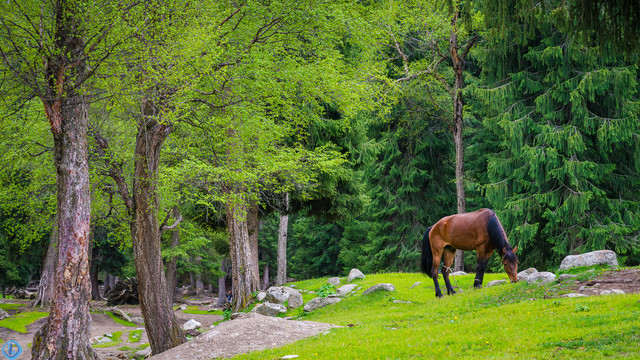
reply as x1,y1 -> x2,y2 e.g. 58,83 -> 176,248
226,197 -> 259,311
32,219 -> 57,309
131,114 -> 185,355
31,95 -> 97,360
276,193 -> 290,286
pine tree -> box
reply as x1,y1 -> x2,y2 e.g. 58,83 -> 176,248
475,1 -> 640,268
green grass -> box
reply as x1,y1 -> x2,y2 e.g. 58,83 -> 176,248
127,329 -> 143,343
0,311 -> 48,333
232,270 -> 640,360
105,311 -> 137,327
182,305 -> 223,315
0,303 -> 25,311
92,331 -> 123,348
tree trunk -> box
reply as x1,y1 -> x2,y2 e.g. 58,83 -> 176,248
216,259 -> 227,308
195,256 -> 204,297
276,193 -> 290,286
247,203 -> 260,289
32,218 -> 57,309
131,112 -> 185,355
262,264 -> 270,290
31,78 -> 97,360
89,238 -> 102,301
165,217 -> 180,302
450,13 -> 470,272
226,196 -> 259,311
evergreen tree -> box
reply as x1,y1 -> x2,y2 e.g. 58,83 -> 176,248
475,1 -> 640,268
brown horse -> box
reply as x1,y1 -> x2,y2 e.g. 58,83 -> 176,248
421,208 -> 518,297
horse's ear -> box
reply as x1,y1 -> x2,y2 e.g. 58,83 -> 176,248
513,246 -> 518,254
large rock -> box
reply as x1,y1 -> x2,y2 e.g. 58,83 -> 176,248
255,302 -> 287,316
559,250 -> 619,271
134,347 -> 152,359
517,268 -> 539,282
265,286 -> 302,308
346,269 -> 365,282
255,291 -> 267,302
526,271 -> 556,285
182,319 -> 202,331
0,308 -> 9,320
336,284 -> 358,296
327,277 -> 341,287
362,283 -> 395,295
304,297 -> 341,312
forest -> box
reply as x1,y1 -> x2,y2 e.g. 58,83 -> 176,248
0,0 -> 639,358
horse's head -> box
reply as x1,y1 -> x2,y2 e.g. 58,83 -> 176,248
502,246 -> 518,282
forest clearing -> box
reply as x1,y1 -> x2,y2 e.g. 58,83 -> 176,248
1,0 -> 640,359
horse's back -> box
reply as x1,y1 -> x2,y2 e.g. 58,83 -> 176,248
431,209 -> 494,251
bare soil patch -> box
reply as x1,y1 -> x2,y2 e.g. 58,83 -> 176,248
570,268 -> 640,296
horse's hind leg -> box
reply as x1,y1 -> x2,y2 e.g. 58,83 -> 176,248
442,246 -> 456,295
431,249 -> 444,298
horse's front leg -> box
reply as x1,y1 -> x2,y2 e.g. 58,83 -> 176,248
474,257 -> 489,288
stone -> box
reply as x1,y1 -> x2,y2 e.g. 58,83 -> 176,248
327,277 -> 341,287
255,291 -> 267,302
134,347 -> 152,359
409,281 -> 421,289
0,308 -> 9,320
182,319 -> 202,331
107,307 -> 133,323
131,317 -> 144,325
486,280 -> 507,287
451,271 -> 468,276
362,283 -> 395,295
287,290 -> 304,309
265,286 -> 302,306
392,300 -> 412,304
517,268 -> 538,282
304,297 -> 341,312
255,302 -> 287,316
557,274 -> 578,282
336,284 -> 358,296
95,336 -> 112,344
177,304 -> 188,311
563,293 -> 588,298
526,271 -> 556,285
346,269 -> 365,282
558,250 -> 619,271
601,289 -> 625,295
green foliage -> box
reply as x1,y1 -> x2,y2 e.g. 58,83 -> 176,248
315,284 -> 337,298
0,311 -> 48,333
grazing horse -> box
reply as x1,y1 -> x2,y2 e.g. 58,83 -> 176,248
420,208 -> 518,297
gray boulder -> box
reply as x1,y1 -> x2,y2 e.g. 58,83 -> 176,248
600,289 -> 625,295
265,286 -> 302,307
255,302 -> 287,316
0,308 -> 9,320
517,268 -> 538,282
287,290 -> 304,309
182,319 -> 201,331
327,277 -> 341,287
486,280 -> 507,287
336,284 -> 358,296
559,250 -> 619,271
362,283 -> 395,295
346,269 -> 365,282
563,293 -> 588,298
255,291 -> 267,302
526,271 -> 556,285
451,271 -> 468,276
557,274 -> 578,283
134,347 -> 152,359
304,297 -> 341,312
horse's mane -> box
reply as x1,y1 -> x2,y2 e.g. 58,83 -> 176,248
486,211 -> 515,259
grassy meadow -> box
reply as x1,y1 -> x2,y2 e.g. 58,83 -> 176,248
233,270 -> 640,360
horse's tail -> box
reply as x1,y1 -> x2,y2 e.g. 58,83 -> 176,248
487,211 -> 511,257
421,226 -> 433,276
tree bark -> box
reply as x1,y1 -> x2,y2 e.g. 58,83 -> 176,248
165,217 -> 181,303
247,203 -> 260,288
89,238 -> 102,301
131,111 -> 185,354
226,196 -> 259,311
216,259 -> 228,308
262,264 -> 270,290
276,193 -> 290,286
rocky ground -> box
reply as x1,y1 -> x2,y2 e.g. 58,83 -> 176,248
570,268 -> 640,296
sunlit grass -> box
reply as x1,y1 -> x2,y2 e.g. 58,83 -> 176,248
232,270 -> 640,360
0,311 -> 48,333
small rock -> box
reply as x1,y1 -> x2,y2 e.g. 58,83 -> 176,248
346,269 -> 365,282
134,347 -> 152,359
104,332 -> 113,338
182,319 -> 202,331
0,308 -> 10,320
255,291 -> 267,302
526,271 -> 556,285
392,300 -> 412,304
177,304 -> 188,311
336,284 -> 358,296
362,283 -> 395,295
451,271 -> 467,276
409,281 -> 421,289
279,356 -> 299,359
255,302 -> 287,316
601,289 -> 625,295
563,293 -> 588,298
287,290 -> 304,309
107,307 -> 133,323
486,280 -> 507,287
304,297 -> 341,312
131,317 -> 144,325
96,337 -> 112,344
327,277 -> 341,287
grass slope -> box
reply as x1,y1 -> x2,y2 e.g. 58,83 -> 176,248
233,271 -> 640,360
